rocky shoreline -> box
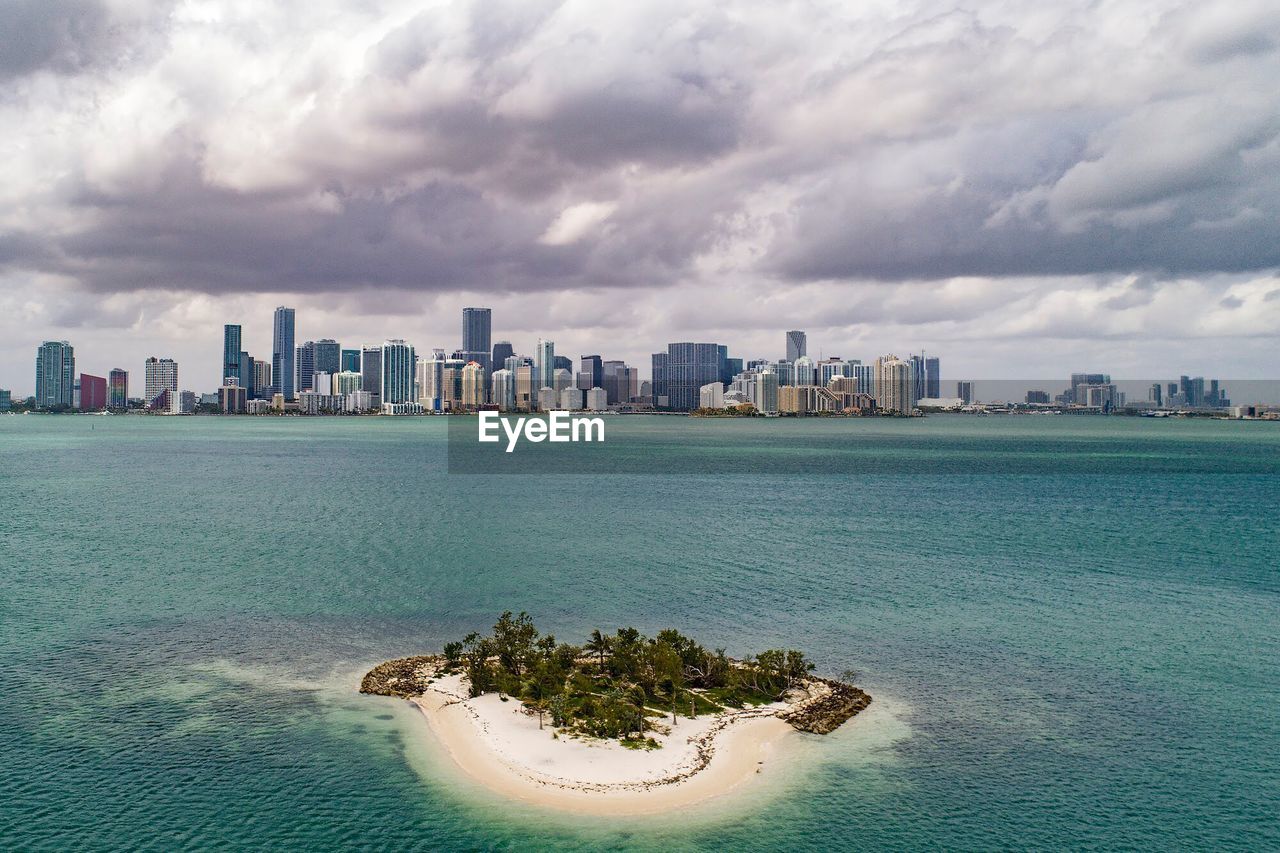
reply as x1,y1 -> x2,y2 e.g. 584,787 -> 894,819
361,655 -> 872,735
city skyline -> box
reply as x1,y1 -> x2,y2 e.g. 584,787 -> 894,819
1,3 -> 1278,391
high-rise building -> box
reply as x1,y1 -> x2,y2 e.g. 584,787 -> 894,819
341,349 -> 361,373
461,361 -> 486,408
272,307 -> 296,399
699,382 -> 725,409
1150,383 -> 1163,406
253,360 -> 272,399
239,351 -> 253,394
535,339 -> 555,391
660,343 -> 725,410
578,355 -> 603,391
491,341 -> 514,374
361,345 -> 382,406
0,390 -> 11,411
416,356 -> 445,411
144,357 -> 179,406
585,387 -> 607,411
560,387 -> 583,410
491,369 -> 515,411
925,357 -> 940,399
79,374 -> 107,411
651,351 -> 669,405
785,330 -> 807,362
552,368 -> 573,395
515,364 -> 537,411
35,341 -> 75,409
462,307 -> 492,359
380,340 -> 416,404
875,355 -> 915,413
223,325 -> 242,386
1070,373 -> 1109,405
334,371 -> 363,395
108,369 -> 128,409
314,339 -> 341,380
957,381 -> 974,404
295,341 -> 316,393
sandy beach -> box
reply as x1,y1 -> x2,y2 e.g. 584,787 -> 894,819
410,673 -> 799,815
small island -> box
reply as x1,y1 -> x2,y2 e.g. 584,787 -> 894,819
361,613 -> 872,814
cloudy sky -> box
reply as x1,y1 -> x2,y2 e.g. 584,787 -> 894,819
2,0 -> 1278,393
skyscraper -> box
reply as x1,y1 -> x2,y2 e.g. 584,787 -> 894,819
314,339 -> 341,380
578,355 -> 603,391
34,341 -> 75,409
340,349 -> 361,373
253,360 -> 272,398
662,343 -> 725,410
491,341 -> 514,374
223,325 -> 242,386
875,355 -> 915,413
272,307 -> 296,400
380,340 -> 415,404
79,374 -> 107,411
925,357 -> 940,399
535,338 -> 555,390
785,330 -> 807,362
361,345 -> 382,406
462,308 -> 492,372
108,368 -> 129,409
144,357 -> 179,406
295,341 -> 317,393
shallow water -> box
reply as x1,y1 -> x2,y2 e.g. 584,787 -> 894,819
0,414 -> 1276,849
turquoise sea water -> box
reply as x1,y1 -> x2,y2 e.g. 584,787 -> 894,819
0,414 -> 1277,850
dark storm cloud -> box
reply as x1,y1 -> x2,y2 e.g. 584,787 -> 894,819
1,0 -> 1279,306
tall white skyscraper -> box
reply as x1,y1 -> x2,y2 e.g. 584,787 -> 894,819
875,355 -> 915,413
535,338 -> 555,391
380,340 -> 415,404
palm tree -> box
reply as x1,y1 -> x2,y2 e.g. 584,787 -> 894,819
586,629 -> 611,672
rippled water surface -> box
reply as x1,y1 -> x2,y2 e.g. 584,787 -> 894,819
1,415 -> 1277,850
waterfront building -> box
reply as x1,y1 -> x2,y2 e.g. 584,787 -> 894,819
79,374 -> 107,411
1069,373 -> 1109,405
651,351 -> 668,405
462,308 -> 492,375
722,356 -> 741,385
294,341 -> 318,393
515,364 -> 537,411
925,357 -> 941,399
334,371 -> 363,395
313,339 -> 341,380
380,340 -> 416,404
817,358 -> 846,387
956,381 -> 974,404
778,385 -> 841,414
461,361 -> 486,408
35,341 -> 76,409
774,360 -> 796,387
272,307 -> 296,399
659,342 -> 725,410
417,356 -> 445,411
602,360 -> 634,404
827,377 -> 877,411
361,345 -> 382,407
585,387 -> 607,411
108,369 -> 129,409
578,355 -> 603,390
246,398 -> 271,415
381,401 -> 425,415
312,372 -> 332,396
253,360 -> 272,399
753,370 -> 779,413
551,368 -> 573,397
560,387 -> 583,410
144,357 -> 179,407
491,369 -> 515,411
341,349 -> 361,373
535,339 -> 555,391
1025,390 -> 1051,405
538,385 -> 558,411
223,325 -> 242,390
0,390 -> 9,411
1150,383 -> 1163,406
344,391 -> 372,412
219,384 -> 247,414
875,355 -> 915,413
786,330 -> 807,362
794,355 -> 816,387
491,341 -> 514,375
699,382 -> 725,409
